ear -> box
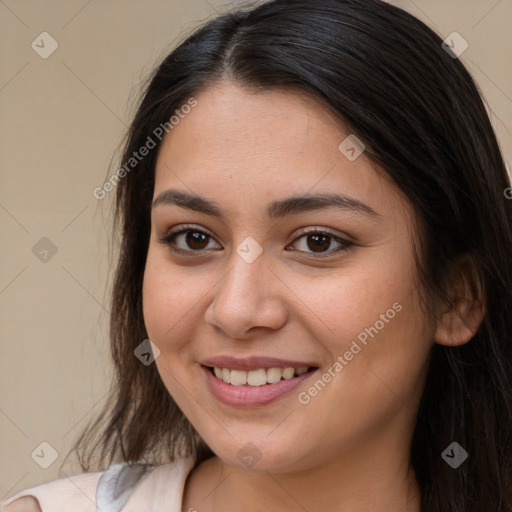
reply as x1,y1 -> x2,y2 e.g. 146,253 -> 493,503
434,255 -> 486,347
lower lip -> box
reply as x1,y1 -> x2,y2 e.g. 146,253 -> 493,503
202,365 -> 317,407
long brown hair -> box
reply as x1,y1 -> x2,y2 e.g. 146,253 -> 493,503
68,1 -> 512,509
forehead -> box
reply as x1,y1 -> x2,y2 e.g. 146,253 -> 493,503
153,80 -> 410,224
157,81 -> 344,162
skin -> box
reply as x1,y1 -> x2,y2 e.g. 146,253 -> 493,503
142,80 -> 441,512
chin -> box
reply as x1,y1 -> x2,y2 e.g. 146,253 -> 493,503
209,435 -> 313,473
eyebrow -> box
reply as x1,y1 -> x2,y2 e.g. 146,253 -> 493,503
152,189 -> 379,219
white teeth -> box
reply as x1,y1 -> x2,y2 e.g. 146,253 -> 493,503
266,368 -> 282,383
296,366 -> 309,375
247,369 -> 267,386
230,369 -> 247,386
282,367 -> 295,379
211,365 -> 311,386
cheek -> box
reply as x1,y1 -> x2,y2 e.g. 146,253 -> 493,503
142,251 -> 202,402
142,248 -> 201,351
297,296 -> 431,451
306,255 -> 414,346
325,291 -> 432,417
309,250 -> 431,391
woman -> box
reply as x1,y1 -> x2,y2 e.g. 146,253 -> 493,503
2,0 -> 511,510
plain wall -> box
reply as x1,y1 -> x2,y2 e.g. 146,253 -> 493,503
1,0 -> 511,497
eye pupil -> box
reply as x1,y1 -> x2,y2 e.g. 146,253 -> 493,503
307,233 -> 330,252
187,231 -> 209,249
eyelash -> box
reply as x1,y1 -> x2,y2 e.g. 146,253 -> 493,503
158,224 -> 353,258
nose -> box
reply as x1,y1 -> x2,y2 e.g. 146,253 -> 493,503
204,248 -> 289,340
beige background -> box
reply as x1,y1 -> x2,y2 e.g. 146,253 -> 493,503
1,0 -> 511,498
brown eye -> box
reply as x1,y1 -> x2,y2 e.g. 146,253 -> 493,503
159,227 -> 221,254
288,230 -> 352,257
182,231 -> 210,250
305,233 -> 331,252
158,226 -> 352,258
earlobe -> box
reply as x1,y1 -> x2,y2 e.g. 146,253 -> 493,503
434,296 -> 485,346
433,256 -> 486,347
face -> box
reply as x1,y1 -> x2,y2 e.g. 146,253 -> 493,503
142,81 -> 436,473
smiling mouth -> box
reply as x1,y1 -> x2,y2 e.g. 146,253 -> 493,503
205,365 -> 317,386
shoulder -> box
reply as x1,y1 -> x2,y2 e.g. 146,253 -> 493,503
0,469 -> 103,512
0,456 -> 197,512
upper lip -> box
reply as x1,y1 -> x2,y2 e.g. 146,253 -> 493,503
201,356 -> 318,371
